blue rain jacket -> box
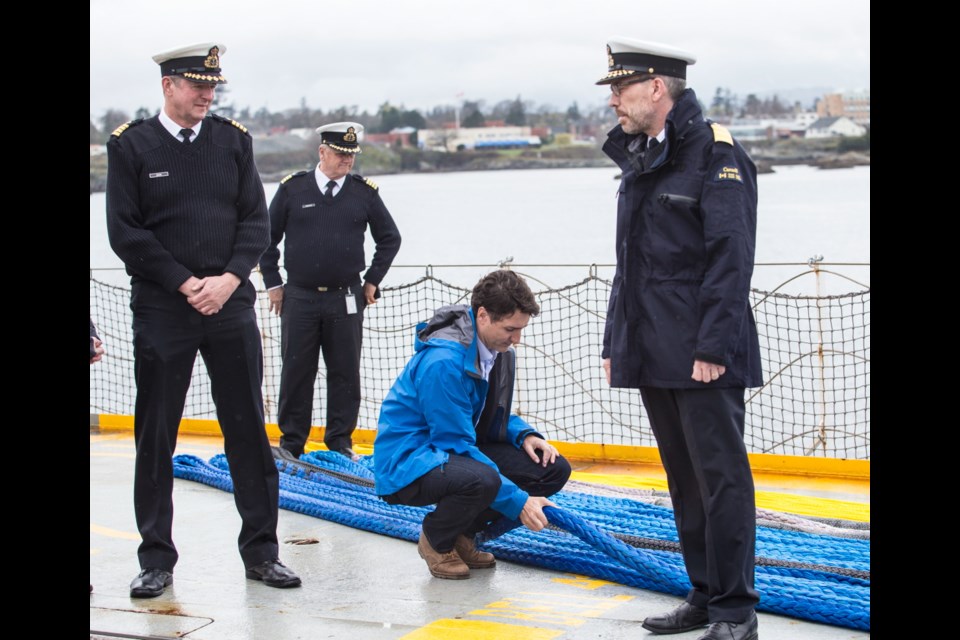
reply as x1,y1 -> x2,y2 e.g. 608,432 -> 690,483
373,305 -> 540,519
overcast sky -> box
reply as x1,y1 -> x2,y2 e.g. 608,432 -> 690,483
90,0 -> 869,122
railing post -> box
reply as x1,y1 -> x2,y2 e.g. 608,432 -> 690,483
809,255 -> 828,455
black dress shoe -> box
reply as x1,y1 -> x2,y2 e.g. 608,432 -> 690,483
245,559 -> 302,588
642,601 -> 709,634
696,611 -> 758,640
273,446 -> 301,462
130,568 -> 173,598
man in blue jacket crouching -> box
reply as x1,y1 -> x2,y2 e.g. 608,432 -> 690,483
374,269 -> 571,579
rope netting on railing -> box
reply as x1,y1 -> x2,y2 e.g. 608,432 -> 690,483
171,450 -> 870,631
90,265 -> 870,459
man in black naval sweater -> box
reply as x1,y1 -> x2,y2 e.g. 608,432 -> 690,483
106,42 -> 301,599
260,122 -> 401,461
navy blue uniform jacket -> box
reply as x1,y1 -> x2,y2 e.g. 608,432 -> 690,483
601,89 -> 763,389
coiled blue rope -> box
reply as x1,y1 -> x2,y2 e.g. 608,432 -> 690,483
173,451 -> 869,631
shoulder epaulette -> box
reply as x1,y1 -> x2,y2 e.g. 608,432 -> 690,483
111,118 -> 144,138
210,113 -> 250,135
710,123 -> 733,146
280,170 -> 309,184
352,174 -> 379,191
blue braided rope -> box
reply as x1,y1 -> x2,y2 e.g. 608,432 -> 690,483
173,452 -> 869,631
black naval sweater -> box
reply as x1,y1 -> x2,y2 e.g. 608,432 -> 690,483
259,170 -> 401,290
106,115 -> 269,293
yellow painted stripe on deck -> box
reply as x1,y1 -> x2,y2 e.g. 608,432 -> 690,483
571,471 -> 869,522
93,414 -> 868,479
554,441 -> 869,481
400,618 -> 562,640
572,471 -> 671,492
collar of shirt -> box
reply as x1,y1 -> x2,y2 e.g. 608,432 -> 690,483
477,338 -> 498,381
158,110 -> 201,142
649,129 -> 665,146
315,167 -> 346,196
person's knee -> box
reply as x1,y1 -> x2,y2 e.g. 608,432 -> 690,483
542,455 -> 572,496
476,466 -> 502,504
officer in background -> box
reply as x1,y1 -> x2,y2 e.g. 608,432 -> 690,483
260,122 -> 401,461
106,42 -> 301,598
596,37 -> 762,640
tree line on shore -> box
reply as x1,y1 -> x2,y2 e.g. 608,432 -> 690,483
90,87 -> 837,144
89,89 -> 869,193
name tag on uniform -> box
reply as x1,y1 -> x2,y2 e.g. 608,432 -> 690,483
149,172 -> 169,179
345,293 -> 358,315
302,203 -> 316,208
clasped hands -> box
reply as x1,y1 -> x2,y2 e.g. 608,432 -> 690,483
179,274 -> 241,316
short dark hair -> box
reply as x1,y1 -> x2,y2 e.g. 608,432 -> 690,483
659,75 -> 686,100
470,269 -> 540,321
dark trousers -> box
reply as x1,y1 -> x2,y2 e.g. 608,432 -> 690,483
640,386 -> 759,622
130,280 -> 279,572
384,443 -> 571,552
277,284 -> 366,455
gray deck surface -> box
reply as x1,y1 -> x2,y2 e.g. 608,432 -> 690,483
90,430 -> 870,639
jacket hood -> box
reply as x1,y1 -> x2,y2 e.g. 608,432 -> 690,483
414,304 -> 482,380
415,304 -> 474,350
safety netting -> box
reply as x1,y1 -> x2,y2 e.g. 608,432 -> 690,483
91,267 -> 870,459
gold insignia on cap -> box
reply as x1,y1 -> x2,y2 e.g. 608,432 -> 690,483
344,127 -> 357,143
204,46 -> 220,69
183,72 -> 227,82
607,44 -> 614,68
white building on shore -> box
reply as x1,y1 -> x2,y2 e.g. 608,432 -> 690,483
418,126 -> 541,152
805,116 -> 867,139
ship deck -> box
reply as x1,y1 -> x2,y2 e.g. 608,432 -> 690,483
90,429 -> 869,640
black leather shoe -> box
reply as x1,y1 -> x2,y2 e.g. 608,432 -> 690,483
245,559 -> 302,588
273,446 -> 301,462
642,602 -> 709,634
129,568 -> 173,598
696,611 -> 758,640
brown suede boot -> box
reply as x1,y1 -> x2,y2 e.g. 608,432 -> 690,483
417,529 -> 470,579
454,535 -> 496,569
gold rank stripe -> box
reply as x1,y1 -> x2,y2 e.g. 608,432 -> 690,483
111,120 -> 134,137
365,178 -> 379,190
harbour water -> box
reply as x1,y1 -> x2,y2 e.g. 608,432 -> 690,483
90,164 -> 869,294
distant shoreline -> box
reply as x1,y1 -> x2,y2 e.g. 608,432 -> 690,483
89,148 -> 868,194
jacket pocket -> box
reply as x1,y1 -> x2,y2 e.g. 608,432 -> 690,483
657,192 -> 700,212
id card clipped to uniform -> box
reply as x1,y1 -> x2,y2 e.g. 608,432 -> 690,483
345,291 -> 358,315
